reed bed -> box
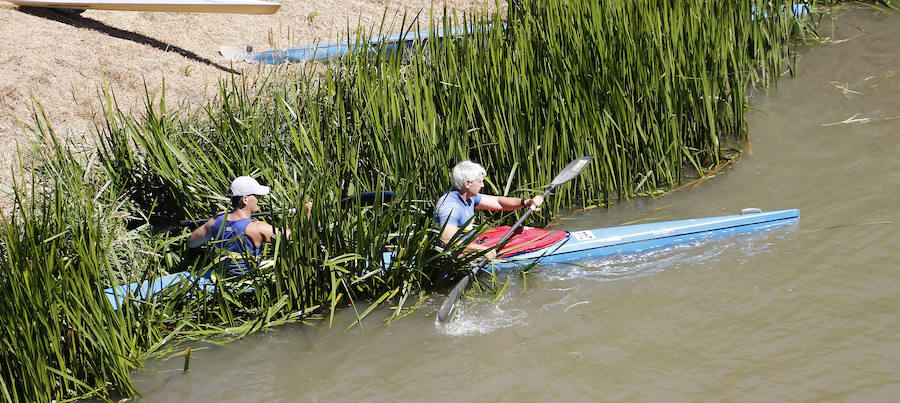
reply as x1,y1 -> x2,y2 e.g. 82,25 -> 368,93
0,1 -> 814,401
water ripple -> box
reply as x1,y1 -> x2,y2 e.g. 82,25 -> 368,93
534,232 -> 782,282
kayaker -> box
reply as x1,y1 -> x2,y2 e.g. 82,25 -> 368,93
187,176 -> 310,276
434,160 -> 544,260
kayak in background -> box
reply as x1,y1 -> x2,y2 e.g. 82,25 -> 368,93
219,5 -> 808,65
5,0 -> 280,14
219,25 -> 492,64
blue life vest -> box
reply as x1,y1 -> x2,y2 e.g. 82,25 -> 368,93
211,215 -> 261,276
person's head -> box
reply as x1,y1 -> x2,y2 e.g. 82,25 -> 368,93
452,160 -> 486,196
229,176 -> 270,212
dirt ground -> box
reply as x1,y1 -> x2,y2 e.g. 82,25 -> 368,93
0,0 -> 497,202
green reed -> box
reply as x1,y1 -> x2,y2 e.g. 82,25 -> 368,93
0,112 -> 147,401
1,1 -> 815,401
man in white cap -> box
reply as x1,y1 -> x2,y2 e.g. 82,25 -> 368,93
188,176 -> 302,276
434,160 -> 543,260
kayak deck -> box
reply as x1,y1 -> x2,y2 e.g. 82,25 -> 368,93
491,208 -> 799,269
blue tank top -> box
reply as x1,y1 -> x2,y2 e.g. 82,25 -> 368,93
211,215 -> 261,276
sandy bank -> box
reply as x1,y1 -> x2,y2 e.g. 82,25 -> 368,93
0,0 -> 496,196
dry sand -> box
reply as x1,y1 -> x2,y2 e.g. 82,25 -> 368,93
0,0 -> 497,198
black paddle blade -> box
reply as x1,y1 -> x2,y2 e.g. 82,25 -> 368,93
550,156 -> 593,187
437,272 -> 473,322
339,191 -> 395,207
139,215 -> 185,234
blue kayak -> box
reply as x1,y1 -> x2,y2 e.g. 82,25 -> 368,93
380,208 -> 800,270
105,271 -> 212,310
220,4 -> 807,65
219,25 -> 489,65
106,208 -> 799,308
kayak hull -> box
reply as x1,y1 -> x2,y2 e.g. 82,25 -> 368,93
105,271 -> 213,309
493,208 -> 799,269
381,209 -> 800,271
106,208 -> 800,308
221,26 -> 490,64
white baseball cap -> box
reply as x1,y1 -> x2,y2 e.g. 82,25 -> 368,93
230,176 -> 270,197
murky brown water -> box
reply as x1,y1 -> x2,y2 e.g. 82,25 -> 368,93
132,6 -> 900,401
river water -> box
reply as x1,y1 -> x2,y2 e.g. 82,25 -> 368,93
132,6 -> 899,401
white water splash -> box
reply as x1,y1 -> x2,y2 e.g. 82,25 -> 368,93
437,294 -> 528,336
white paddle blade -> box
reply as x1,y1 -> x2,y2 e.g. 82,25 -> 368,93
551,156 -> 594,186
220,46 -> 253,63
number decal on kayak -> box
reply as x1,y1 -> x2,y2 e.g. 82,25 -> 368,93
571,231 -> 596,241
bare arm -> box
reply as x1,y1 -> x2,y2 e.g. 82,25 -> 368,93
440,223 -> 498,260
246,221 -> 276,246
259,203 -> 308,242
439,223 -> 460,245
187,218 -> 216,248
475,194 -> 544,212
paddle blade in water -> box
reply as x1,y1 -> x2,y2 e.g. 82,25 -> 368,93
437,272 -> 473,322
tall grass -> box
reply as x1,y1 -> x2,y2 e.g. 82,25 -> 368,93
0,1 -> 814,401
0,113 -> 145,400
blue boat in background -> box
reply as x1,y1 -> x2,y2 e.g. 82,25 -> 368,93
219,4 -> 808,65
219,25 -> 487,64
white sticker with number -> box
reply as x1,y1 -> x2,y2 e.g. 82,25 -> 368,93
571,230 -> 596,241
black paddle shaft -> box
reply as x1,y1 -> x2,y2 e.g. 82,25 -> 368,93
176,208 -> 295,228
437,156 -> 593,322
145,191 -> 395,233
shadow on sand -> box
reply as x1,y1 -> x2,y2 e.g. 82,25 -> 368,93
18,6 -> 240,74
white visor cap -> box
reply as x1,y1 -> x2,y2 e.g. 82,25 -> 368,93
230,176 -> 271,197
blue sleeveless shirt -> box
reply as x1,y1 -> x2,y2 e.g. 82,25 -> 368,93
211,215 -> 261,276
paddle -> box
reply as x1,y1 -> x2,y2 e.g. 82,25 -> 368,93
339,191 -> 395,207
436,156 -> 593,322
147,209 -> 296,233
141,191 -> 395,233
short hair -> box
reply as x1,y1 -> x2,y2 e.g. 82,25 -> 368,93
231,196 -> 246,209
452,160 -> 487,190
